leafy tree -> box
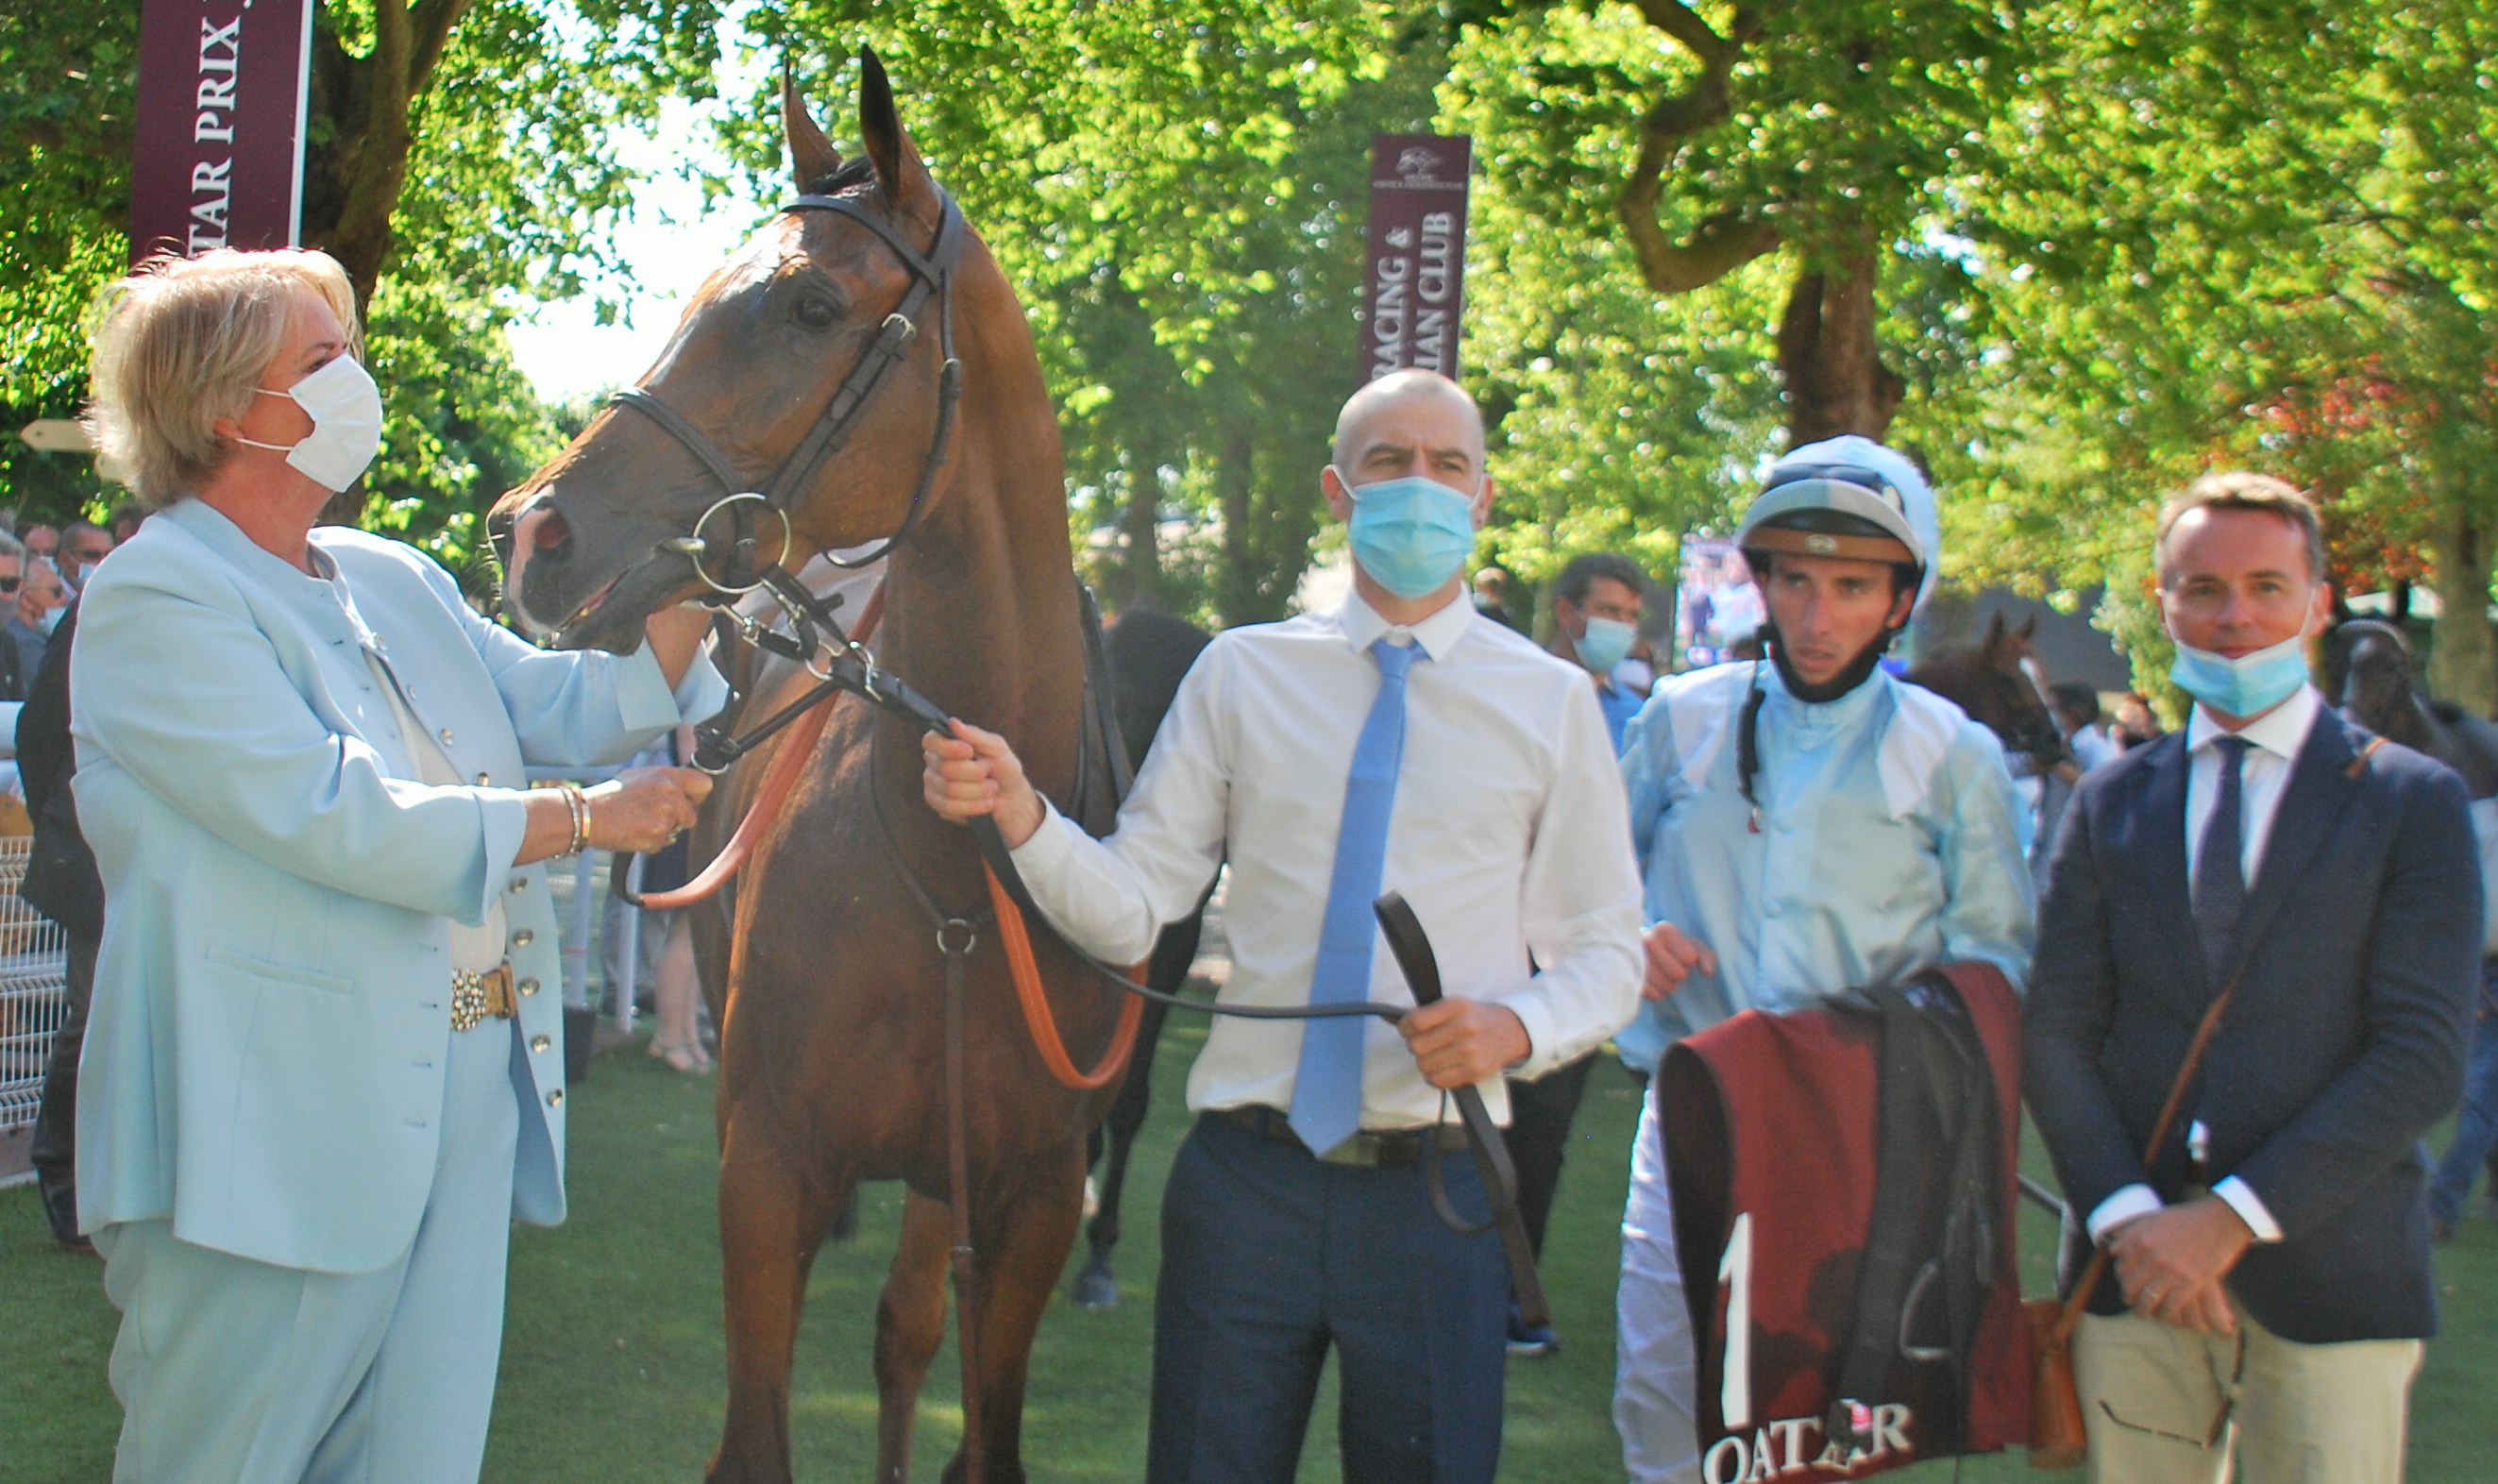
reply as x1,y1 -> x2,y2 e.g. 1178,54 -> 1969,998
1952,0 -> 2498,708
1,1 -> 722,567
1443,0 -> 2017,444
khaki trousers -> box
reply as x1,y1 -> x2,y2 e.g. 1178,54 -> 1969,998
2073,1306 -> 2422,1484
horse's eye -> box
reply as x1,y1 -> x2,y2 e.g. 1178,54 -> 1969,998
794,295 -> 841,329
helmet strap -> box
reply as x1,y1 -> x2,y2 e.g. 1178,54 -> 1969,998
1762,618 -> 1902,705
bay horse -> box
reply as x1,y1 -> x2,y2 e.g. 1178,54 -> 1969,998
2328,619 -> 2498,798
491,54 -> 1129,1484
1905,611 -> 2068,773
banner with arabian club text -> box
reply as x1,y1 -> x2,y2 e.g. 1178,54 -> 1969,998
128,0 -> 313,261
1358,133 -> 1471,385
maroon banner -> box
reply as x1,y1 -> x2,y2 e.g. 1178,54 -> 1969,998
128,0 -> 313,261
1358,133 -> 1471,384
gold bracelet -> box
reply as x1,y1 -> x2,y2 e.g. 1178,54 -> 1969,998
562,784 -> 592,855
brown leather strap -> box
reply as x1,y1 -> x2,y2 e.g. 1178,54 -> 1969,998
2052,967 -> 2247,1341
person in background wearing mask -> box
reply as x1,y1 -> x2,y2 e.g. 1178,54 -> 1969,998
2026,474 -> 2477,1484
21,523 -> 59,565
10,558 -> 68,680
923,368 -> 1644,1484
0,532 -> 28,703
1612,438 -> 2034,1484
1472,563 -> 1524,633
1491,548 -> 1652,1360
59,518 -> 114,594
1551,551 -> 1650,752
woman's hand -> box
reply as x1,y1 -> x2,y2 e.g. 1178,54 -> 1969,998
583,766 -> 713,853
920,719 -> 1045,847
515,766 -> 712,865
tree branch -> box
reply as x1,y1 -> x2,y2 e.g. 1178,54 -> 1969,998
1625,0 -> 1733,67
408,0 -> 477,99
1612,20 -> 1780,295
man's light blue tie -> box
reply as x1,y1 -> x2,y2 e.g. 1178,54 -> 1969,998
1289,637 -> 1420,1156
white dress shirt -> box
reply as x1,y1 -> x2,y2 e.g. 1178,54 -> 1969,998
2085,684 -> 2322,1247
1007,590 -> 1646,1130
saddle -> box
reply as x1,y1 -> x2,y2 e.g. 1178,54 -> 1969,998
1659,962 -> 2029,1481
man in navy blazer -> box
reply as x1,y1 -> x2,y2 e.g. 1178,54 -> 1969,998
2026,473 -> 2479,1484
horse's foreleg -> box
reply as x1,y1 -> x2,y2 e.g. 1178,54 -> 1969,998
874,1189 -> 954,1484
941,1142 -> 1089,1484
708,1117 -> 847,1484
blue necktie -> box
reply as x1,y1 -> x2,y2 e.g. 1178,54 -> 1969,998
2192,735 -> 2253,984
1289,638 -> 1420,1156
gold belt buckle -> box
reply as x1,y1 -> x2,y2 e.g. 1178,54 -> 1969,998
1319,1133 -> 1385,1169
450,963 -> 517,1031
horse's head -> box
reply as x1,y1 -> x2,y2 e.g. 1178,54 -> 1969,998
490,49 -> 969,651
1907,611 -> 2067,767
2332,619 -> 2432,749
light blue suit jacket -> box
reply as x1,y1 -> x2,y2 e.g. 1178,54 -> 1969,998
72,499 -> 725,1273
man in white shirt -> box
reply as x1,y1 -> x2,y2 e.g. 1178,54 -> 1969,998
2025,474 -> 2479,1483
923,369 -> 1644,1484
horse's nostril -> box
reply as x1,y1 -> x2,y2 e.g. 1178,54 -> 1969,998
532,507 -> 572,551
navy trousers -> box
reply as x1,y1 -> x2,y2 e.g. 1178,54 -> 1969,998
1149,1112 -> 1510,1484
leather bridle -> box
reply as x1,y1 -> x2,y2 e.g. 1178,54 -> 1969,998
592,185 -> 969,774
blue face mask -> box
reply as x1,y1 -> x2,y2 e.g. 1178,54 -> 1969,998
2169,632 -> 2309,718
1340,471 -> 1478,600
1576,615 -> 1635,673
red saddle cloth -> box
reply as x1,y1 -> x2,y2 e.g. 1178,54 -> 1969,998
1659,962 -> 2029,1483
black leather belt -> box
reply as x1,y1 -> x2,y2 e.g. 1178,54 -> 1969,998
1209,1105 -> 1470,1170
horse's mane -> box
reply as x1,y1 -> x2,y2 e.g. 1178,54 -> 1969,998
800,157 -> 880,196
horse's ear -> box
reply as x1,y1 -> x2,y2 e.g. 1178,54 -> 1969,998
783,60 -> 843,194
2017,614 -> 2038,642
1982,611 -> 2005,655
856,45 -> 934,216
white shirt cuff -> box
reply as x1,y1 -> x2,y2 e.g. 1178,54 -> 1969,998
2085,1184 -> 2164,1244
1005,795 -> 1074,876
2211,1176 -> 2283,1242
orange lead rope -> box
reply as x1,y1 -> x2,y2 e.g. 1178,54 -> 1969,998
982,862 -> 1147,1089
632,582 -> 886,910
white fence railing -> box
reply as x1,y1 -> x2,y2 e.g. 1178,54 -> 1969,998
0,837 -> 71,1150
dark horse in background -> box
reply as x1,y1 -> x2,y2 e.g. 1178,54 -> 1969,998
1071,608 -> 1212,1309
2327,619 -> 2498,798
1905,611 -> 2068,774
493,54 -> 1130,1484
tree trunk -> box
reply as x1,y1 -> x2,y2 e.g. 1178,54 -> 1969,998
1111,453 -> 1162,612
2428,502 -> 2498,716
1775,250 -> 1904,443
1216,421 -> 1257,627
297,0 -> 476,307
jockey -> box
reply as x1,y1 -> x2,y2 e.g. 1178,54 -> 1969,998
1611,436 -> 2035,1484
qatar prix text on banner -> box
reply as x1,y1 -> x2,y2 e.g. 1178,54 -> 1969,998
1359,134 -> 1471,385
129,0 -> 314,261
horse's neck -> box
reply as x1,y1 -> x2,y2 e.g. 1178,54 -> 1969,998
873,397 -> 1084,806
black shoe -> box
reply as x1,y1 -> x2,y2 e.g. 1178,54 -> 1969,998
38,1180 -> 93,1254
1505,1302 -> 1560,1358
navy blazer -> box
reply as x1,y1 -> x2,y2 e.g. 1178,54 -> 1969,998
2024,705 -> 2479,1342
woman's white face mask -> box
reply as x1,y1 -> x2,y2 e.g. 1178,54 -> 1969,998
233,355 -> 383,493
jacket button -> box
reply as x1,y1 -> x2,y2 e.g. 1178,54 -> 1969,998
510,876 -> 528,893
531,1035 -> 551,1054
546,1088 -> 564,1107
518,977 -> 540,996
439,728 -> 455,744
475,771 -> 491,785
512,929 -> 534,947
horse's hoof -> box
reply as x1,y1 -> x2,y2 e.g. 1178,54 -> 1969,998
1071,1258 -> 1120,1310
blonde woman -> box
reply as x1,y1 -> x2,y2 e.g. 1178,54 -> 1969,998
72,248 -> 725,1484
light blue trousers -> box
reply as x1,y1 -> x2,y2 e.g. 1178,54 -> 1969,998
96,1018 -> 523,1484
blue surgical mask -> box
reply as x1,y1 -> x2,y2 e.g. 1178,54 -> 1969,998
38,603 -> 66,636
1576,615 -> 1635,674
2169,632 -> 2310,718
1338,470 -> 1478,600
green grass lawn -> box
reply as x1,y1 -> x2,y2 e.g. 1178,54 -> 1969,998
8,1025 -> 2496,1482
